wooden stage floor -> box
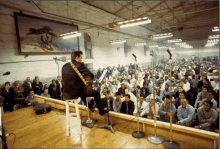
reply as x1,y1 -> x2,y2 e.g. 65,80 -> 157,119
3,107 -> 200,149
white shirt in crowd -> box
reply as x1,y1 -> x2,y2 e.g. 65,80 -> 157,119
133,101 -> 148,116
28,82 -> 32,88
141,102 -> 160,118
211,81 -> 219,90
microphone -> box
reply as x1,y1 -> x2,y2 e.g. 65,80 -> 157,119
3,72 -> 10,75
132,54 -> 136,58
167,49 -> 172,59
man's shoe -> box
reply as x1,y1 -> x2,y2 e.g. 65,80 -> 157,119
13,104 -> 19,111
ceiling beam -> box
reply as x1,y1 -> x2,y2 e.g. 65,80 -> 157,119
136,0 -> 166,18
114,0 -> 134,15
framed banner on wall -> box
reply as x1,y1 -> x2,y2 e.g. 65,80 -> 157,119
14,12 -> 79,55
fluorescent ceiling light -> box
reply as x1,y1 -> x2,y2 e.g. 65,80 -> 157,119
158,46 -> 167,49
110,39 -> 126,44
212,26 -> 219,32
208,35 -> 219,39
62,33 -> 81,39
149,45 -> 158,48
153,33 -> 173,39
135,43 -> 147,46
167,39 -> 182,43
120,19 -> 151,28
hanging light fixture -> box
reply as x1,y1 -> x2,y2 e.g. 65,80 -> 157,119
135,43 -> 147,46
118,17 -> 151,28
158,46 -> 167,49
167,39 -> 182,43
149,45 -> 158,48
152,33 -> 173,39
212,26 -> 219,32
208,35 -> 219,39
110,39 -> 126,44
60,31 -> 81,39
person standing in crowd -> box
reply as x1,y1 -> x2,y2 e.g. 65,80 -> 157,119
56,76 -> 63,100
32,77 -> 43,95
113,92 -> 124,113
23,77 -> 32,98
1,82 -> 18,112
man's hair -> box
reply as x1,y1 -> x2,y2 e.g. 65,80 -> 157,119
29,90 -> 34,93
204,100 -> 213,107
116,92 -> 121,96
165,83 -> 169,87
124,94 -> 130,99
165,95 -> 171,99
107,90 -> 111,94
5,81 -> 10,86
203,86 -> 209,90
71,51 -> 83,61
207,89 -> 215,95
179,92 -> 185,95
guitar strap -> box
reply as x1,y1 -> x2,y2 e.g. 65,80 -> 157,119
69,62 -> 88,86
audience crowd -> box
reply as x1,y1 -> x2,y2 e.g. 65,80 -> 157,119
0,57 -> 219,133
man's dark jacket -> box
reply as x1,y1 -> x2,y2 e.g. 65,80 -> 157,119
120,100 -> 135,115
102,97 -> 114,111
62,60 -> 94,99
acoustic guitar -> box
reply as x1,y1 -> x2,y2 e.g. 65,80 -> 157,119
69,62 -> 93,95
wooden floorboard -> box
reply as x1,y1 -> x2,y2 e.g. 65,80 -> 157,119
3,107 -> 208,149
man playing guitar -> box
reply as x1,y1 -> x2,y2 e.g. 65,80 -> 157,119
62,51 -> 106,116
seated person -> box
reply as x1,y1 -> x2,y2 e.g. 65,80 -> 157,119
13,81 -> 25,100
145,89 -> 162,103
118,82 -> 126,97
125,88 -> 136,103
211,76 -> 219,93
25,90 -> 35,104
113,92 -> 124,113
195,101 -> 218,131
176,99 -> 196,126
140,83 -> 150,98
174,85 -> 186,99
107,81 -> 114,93
32,78 -> 43,95
120,94 -> 135,115
173,92 -> 189,109
100,85 -> 108,98
102,90 -> 114,111
159,95 -> 177,123
141,97 -> 159,120
49,80 -> 59,99
40,89 -> 51,98
166,77 -> 176,87
1,82 -> 18,112
133,96 -> 148,117
194,86 -> 208,109
199,89 -> 217,110
160,83 -> 172,100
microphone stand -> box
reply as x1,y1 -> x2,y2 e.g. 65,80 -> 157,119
163,53 -> 180,149
132,56 -> 146,138
97,99 -> 116,134
148,49 -> 164,144
81,97 -> 97,128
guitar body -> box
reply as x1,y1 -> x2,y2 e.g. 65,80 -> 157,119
84,76 -> 93,95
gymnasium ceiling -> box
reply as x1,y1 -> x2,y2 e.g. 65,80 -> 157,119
81,1 -> 219,48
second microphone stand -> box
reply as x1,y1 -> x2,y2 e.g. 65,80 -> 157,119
147,50 -> 164,144
132,59 -> 146,138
